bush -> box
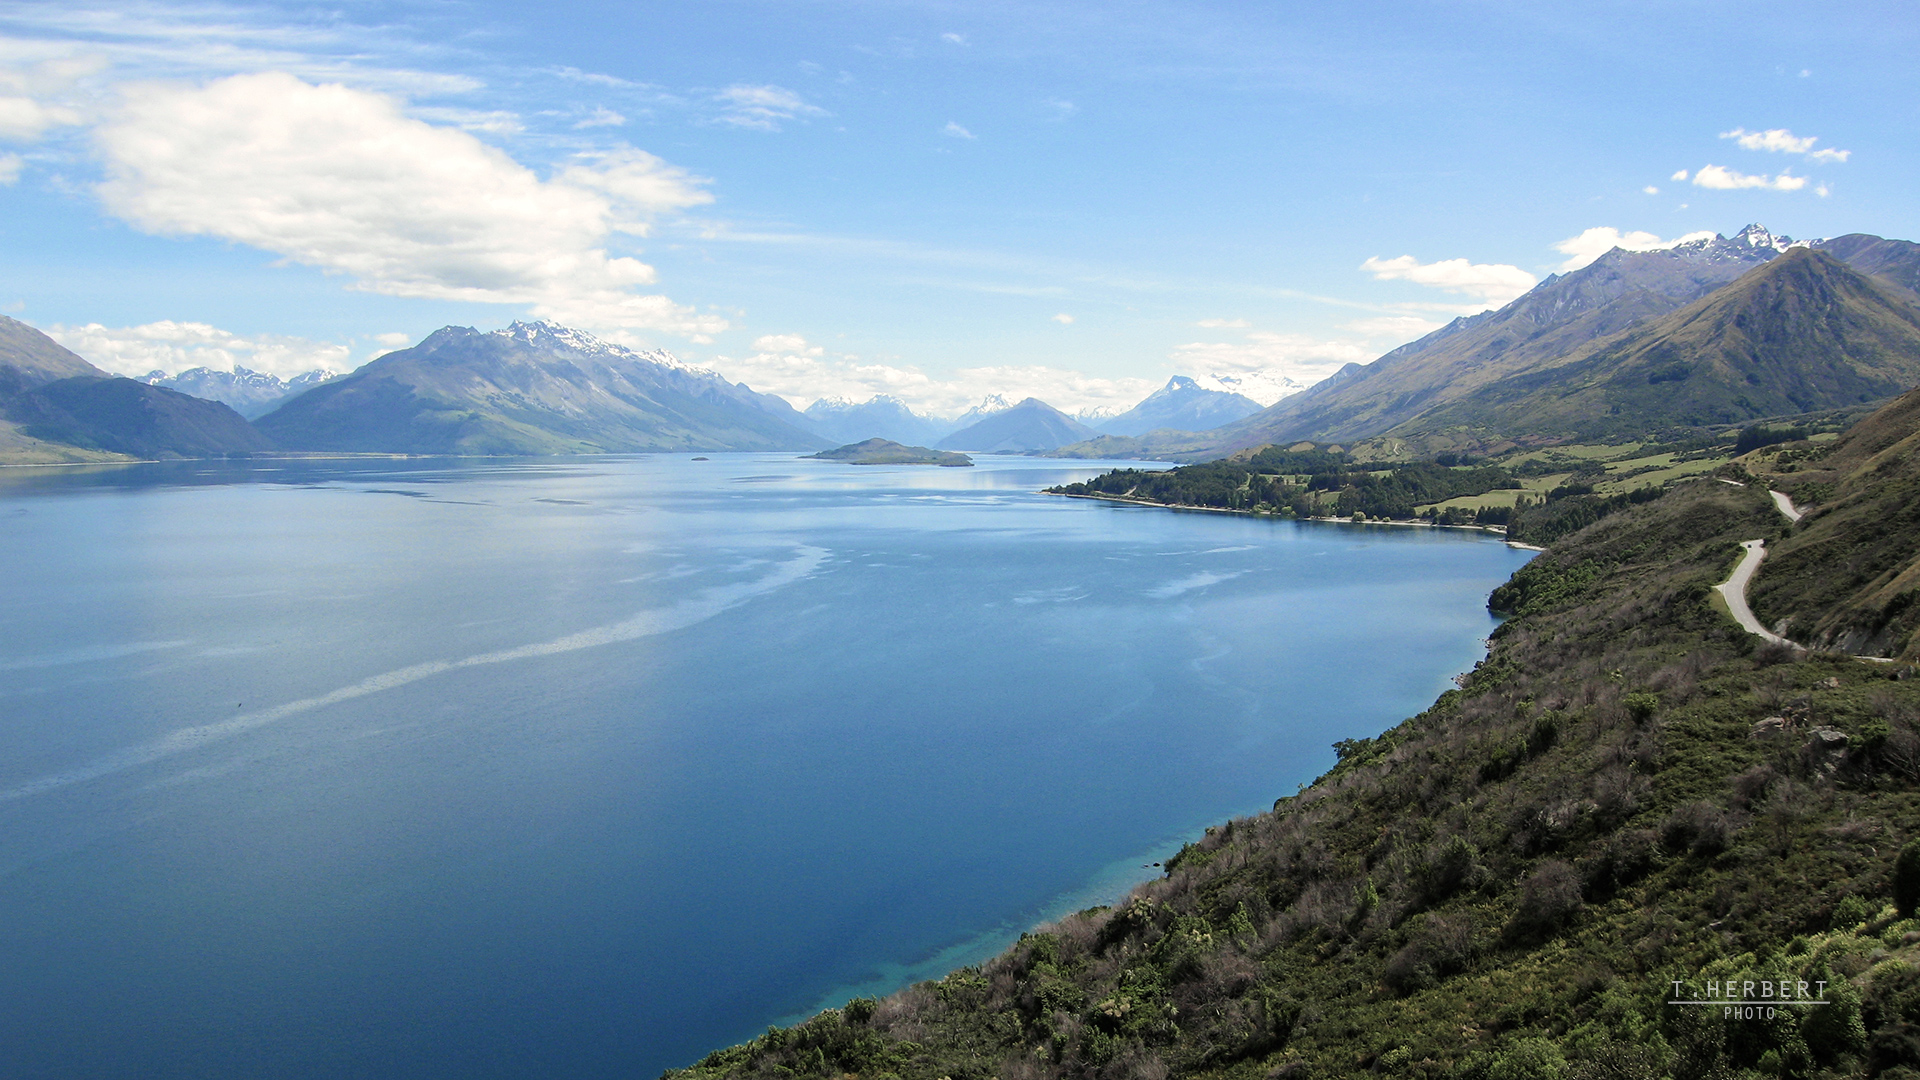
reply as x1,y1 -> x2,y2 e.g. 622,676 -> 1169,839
1507,860 -> 1584,942
1895,840 -> 1920,918
1415,835 -> 1489,905
1662,801 -> 1733,857
1383,914 -> 1476,995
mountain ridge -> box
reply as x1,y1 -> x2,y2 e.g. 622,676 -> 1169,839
255,321 -> 828,454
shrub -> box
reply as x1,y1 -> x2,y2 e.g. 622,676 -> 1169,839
1662,800 -> 1733,857
1895,840 -> 1920,918
1507,860 -> 1583,942
1415,835 -> 1489,905
1383,914 -> 1476,995
1623,691 -> 1660,723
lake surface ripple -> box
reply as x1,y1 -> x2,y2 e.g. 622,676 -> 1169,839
0,454 -> 1534,1078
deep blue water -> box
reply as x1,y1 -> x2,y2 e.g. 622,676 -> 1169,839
0,454 -> 1533,1078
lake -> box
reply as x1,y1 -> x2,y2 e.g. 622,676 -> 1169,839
0,454 -> 1534,1078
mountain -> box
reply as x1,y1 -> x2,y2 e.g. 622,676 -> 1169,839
1194,230 -> 1920,455
255,321 -> 829,455
0,316 -> 269,461
934,397 -> 1099,452
140,366 -> 339,419
1200,224 -> 1809,453
944,394 -> 1015,430
1097,376 -> 1265,436
801,395 -> 953,447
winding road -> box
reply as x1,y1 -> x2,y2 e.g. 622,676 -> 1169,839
1714,539 -> 1795,647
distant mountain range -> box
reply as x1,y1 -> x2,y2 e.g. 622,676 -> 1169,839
801,394 -> 954,447
0,316 -> 267,462
140,366 -> 339,419
936,397 -> 1100,452
1098,376 -> 1264,436
256,321 -> 827,454
9,223 -> 1917,464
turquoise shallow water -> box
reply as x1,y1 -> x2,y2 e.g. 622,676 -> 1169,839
0,454 -> 1533,1078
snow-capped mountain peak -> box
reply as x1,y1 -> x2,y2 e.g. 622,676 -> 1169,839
494,320 -> 700,374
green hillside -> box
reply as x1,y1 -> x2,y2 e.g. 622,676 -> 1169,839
668,402 -> 1920,1079
1747,384 -> 1920,662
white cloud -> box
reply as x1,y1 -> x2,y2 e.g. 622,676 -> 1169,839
0,152 -> 20,184
751,333 -> 822,355
1722,127 -> 1816,154
1643,186 -> 1659,195
48,320 -> 354,379
1550,226 -> 1718,271
942,120 -> 975,139
575,106 -> 626,129
941,32 -> 968,45
0,94 -> 82,139
93,72 -> 725,337
1196,317 -> 1249,328
1816,183 -> 1832,198
1720,127 -> 1849,163
1343,315 -> 1445,339
714,84 -> 826,130
1671,169 -> 1690,181
1051,313 -> 1073,324
374,331 -> 413,348
409,106 -> 522,134
1360,254 -> 1536,307
1691,164 -> 1807,191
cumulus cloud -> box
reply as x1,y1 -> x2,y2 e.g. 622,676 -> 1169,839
48,320 -> 355,379
1643,186 -> 1659,195
1671,169 -> 1690,181
1360,254 -> 1536,307
1690,164 -> 1807,191
1551,226 -> 1718,271
93,72 -> 725,337
1051,313 -> 1073,324
1721,127 -> 1849,162
714,84 -> 826,130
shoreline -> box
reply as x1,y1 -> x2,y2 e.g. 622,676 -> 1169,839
1042,488 -> 1535,546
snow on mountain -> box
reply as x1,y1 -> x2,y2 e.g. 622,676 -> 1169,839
1189,370 -> 1308,408
140,365 -> 341,419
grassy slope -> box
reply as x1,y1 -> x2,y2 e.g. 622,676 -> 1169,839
666,476 -> 1920,1080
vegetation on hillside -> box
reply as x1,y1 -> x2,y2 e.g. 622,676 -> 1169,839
1046,447 -> 1523,524
667,471 -> 1920,1080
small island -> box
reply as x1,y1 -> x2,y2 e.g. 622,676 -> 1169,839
805,438 -> 974,467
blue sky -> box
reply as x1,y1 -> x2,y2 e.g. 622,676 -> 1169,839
0,0 -> 1912,415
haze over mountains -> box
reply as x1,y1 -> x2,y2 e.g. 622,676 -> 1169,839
10,224 -> 1920,463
